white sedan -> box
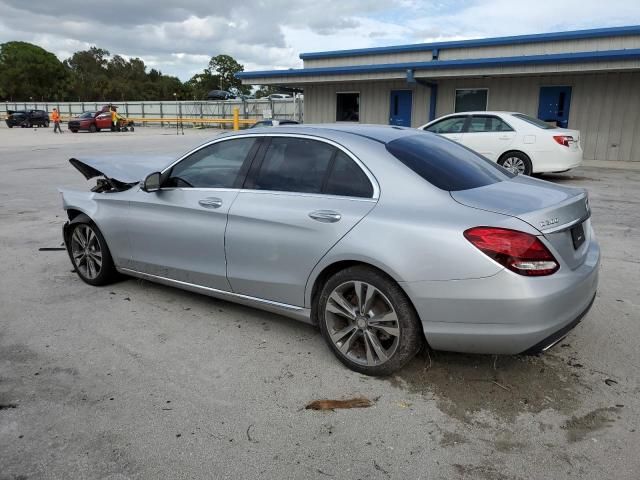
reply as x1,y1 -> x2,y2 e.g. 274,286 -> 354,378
418,112 -> 582,175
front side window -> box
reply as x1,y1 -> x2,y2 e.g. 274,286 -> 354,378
167,138 -> 256,188
468,116 -> 514,133
252,137 -> 335,193
425,116 -> 467,134
386,134 -> 514,191
336,92 -> 359,122
455,89 -> 488,113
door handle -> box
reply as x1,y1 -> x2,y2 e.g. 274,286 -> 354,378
198,197 -> 223,209
309,210 -> 341,223
499,135 -> 512,140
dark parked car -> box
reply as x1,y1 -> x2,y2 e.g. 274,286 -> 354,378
249,119 -> 299,128
207,90 -> 236,100
5,109 -> 50,128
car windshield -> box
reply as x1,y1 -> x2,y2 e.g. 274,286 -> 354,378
80,112 -> 96,118
386,134 -> 514,191
511,113 -> 554,129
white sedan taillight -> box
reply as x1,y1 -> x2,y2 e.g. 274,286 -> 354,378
553,135 -> 574,147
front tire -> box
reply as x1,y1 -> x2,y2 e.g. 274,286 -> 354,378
498,151 -> 532,176
318,266 -> 422,376
67,217 -> 117,286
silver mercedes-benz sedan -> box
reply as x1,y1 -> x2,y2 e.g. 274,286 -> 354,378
60,124 -> 599,376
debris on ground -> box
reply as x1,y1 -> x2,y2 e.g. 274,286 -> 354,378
305,397 -> 374,411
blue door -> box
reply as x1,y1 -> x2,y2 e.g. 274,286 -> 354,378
389,90 -> 413,127
538,86 -> 572,128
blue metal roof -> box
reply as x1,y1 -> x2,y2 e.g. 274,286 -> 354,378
236,48 -> 640,80
299,25 -> 640,60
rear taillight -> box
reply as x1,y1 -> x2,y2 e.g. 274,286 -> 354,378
464,227 -> 559,276
553,135 -> 573,147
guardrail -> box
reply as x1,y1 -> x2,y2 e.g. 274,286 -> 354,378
2,108 -> 261,130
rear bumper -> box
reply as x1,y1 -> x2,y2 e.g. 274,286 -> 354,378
532,148 -> 583,173
401,238 -> 600,354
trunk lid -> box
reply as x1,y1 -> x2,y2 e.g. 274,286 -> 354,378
451,175 -> 591,270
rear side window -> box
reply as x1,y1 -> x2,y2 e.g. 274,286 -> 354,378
386,134 -> 514,191
324,152 -> 373,198
253,138 -> 334,193
512,113 -> 554,129
468,116 -> 514,133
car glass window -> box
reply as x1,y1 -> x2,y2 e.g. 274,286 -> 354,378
324,151 -> 373,198
386,134 -> 514,191
425,117 -> 466,134
468,116 -> 514,133
168,138 -> 256,188
512,113 -> 554,129
253,137 -> 335,193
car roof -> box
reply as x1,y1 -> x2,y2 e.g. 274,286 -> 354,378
223,123 -> 420,144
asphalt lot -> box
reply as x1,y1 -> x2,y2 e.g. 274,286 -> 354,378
0,126 -> 639,480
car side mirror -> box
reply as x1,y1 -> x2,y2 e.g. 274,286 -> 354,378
142,172 -> 161,192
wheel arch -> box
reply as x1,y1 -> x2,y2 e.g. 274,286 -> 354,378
498,149 -> 531,162
307,259 -> 424,338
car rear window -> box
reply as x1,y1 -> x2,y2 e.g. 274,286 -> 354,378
386,134 -> 514,191
512,113 -> 554,129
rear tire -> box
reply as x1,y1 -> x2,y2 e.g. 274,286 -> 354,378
45,120 -> 50,127
67,216 -> 117,286
89,124 -> 97,133
317,266 -> 423,376
498,151 -> 532,176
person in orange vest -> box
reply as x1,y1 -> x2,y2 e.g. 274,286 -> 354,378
52,108 -> 63,133
110,106 -> 119,131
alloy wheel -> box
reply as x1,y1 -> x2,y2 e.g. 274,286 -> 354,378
70,224 -> 103,279
324,281 -> 400,366
502,156 -> 526,175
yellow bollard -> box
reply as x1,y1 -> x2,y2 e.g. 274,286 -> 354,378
233,107 -> 239,131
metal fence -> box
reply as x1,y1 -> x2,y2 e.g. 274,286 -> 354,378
0,98 -> 304,127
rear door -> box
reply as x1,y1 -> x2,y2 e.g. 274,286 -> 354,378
423,115 -> 469,142
125,137 -> 259,290
461,115 -> 516,160
225,136 -> 378,306
96,112 -> 112,129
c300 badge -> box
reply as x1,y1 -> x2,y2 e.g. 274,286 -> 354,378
539,217 -> 559,228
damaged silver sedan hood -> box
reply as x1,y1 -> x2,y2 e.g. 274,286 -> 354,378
69,155 -> 175,184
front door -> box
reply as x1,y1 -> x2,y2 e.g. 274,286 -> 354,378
538,86 -> 572,128
125,137 -> 259,290
226,136 -> 377,307
389,90 -> 413,127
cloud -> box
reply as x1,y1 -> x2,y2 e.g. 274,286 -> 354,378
0,0 -> 639,81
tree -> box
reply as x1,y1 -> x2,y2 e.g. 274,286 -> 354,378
65,47 -> 110,100
208,54 -> 249,94
184,69 -> 221,100
0,41 -> 67,101
254,85 -> 281,99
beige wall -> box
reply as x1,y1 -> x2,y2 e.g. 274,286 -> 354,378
305,80 -> 431,127
303,71 -> 640,161
435,72 -> 640,161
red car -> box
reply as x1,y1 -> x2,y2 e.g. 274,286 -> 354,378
67,106 -> 134,133
67,111 -> 112,133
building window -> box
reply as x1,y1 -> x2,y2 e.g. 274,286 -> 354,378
455,89 -> 488,113
336,92 -> 359,122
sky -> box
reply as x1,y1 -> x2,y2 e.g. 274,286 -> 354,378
1,0 -> 639,81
